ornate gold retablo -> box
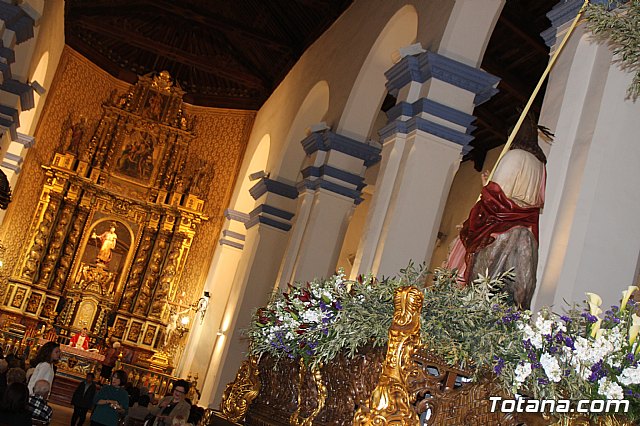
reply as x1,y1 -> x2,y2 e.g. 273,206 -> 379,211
147,352 -> 171,373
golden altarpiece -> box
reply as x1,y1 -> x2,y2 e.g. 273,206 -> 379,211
1,72 -> 210,369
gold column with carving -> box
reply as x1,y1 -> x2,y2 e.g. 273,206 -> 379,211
353,286 -> 425,426
220,356 -> 261,423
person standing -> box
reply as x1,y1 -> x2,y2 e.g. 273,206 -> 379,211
100,342 -> 121,383
71,372 -> 97,426
71,328 -> 91,350
147,380 -> 191,426
27,341 -> 60,395
0,382 -> 31,426
91,370 -> 129,426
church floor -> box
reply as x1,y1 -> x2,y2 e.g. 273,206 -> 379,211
50,402 -> 75,426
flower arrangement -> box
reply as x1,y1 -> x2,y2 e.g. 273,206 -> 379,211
492,285 -> 640,420
246,264 -> 640,419
247,271 -> 358,364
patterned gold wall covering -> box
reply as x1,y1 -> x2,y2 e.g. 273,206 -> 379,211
0,47 -> 254,354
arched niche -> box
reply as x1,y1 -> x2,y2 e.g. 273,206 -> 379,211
273,80 -> 329,182
337,5 -> 418,143
76,218 -> 136,294
73,298 -> 98,329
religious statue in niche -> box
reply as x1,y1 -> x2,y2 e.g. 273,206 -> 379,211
145,92 -> 165,120
92,223 -> 118,266
115,130 -> 155,180
61,114 -> 87,155
65,116 -> 87,155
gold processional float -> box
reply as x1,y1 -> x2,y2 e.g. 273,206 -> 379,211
219,286 -> 635,426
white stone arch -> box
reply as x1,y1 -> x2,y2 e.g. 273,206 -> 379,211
272,80 -> 329,182
337,4 -> 418,143
232,134 -> 270,214
334,5 -> 417,277
438,0 -> 505,68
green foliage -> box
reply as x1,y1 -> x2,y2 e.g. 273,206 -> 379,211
245,265 -> 640,420
585,0 -> 640,100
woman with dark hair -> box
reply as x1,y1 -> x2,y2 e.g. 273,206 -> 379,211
148,379 -> 191,426
27,341 -> 60,395
0,382 -> 32,425
91,369 -> 129,426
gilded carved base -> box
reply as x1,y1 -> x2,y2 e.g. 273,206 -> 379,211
221,285 -> 636,426
220,356 -> 261,423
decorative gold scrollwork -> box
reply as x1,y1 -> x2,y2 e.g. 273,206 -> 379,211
290,358 -> 327,426
353,286 -> 424,426
220,356 -> 261,423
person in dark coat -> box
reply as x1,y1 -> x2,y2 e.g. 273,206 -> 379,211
71,372 -> 97,426
0,382 -> 31,426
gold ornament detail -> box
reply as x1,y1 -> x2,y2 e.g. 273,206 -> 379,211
290,358 -> 327,426
220,356 -> 261,423
353,286 -> 424,426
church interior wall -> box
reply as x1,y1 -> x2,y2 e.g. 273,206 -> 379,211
0,0 -> 64,227
533,21 -> 640,311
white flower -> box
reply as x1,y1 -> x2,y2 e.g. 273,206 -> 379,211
618,366 -> 640,386
540,353 -> 562,382
522,325 -> 543,349
301,309 -> 322,324
598,377 -> 624,400
514,363 -> 532,383
535,316 -> 555,336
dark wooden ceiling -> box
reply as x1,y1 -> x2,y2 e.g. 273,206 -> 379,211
64,0 -> 353,109
64,0 -> 558,166
471,0 -> 559,169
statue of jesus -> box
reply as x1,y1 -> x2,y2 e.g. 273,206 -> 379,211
455,113 -> 548,309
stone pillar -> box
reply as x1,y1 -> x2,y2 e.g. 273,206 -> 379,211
176,209 -> 248,383
202,178 -> 297,407
351,51 -> 500,279
534,0 -> 640,310
276,130 -> 381,288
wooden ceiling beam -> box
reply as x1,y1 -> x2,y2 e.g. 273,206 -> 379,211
474,110 -> 508,142
68,1 -> 293,53
74,19 -> 268,90
481,57 -> 542,116
147,0 -> 293,53
497,15 -> 549,56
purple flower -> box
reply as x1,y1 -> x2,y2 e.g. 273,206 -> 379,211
333,300 -> 343,311
587,360 -> 606,382
560,315 -> 572,323
626,353 -> 635,363
493,356 -> 505,375
581,312 -> 598,323
564,337 -> 575,350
